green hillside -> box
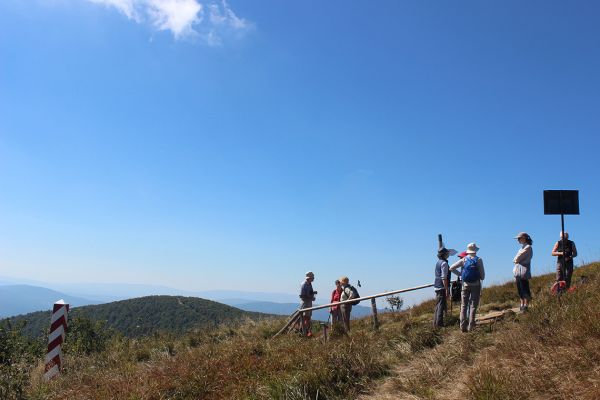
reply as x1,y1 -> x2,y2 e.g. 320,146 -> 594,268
8,295 -> 272,338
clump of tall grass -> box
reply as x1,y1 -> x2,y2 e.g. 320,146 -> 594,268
466,262 -> 600,399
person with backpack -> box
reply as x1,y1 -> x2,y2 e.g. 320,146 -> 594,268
552,231 -> 578,289
339,276 -> 359,332
449,243 -> 485,332
513,232 -> 533,311
433,247 -> 451,328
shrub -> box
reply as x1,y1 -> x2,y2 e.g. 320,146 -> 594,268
0,321 -> 44,400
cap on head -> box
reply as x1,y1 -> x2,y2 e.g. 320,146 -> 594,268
466,242 -> 479,254
514,232 -> 530,240
306,271 -> 315,278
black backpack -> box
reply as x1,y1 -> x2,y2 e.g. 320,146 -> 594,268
451,279 -> 462,302
346,285 -> 360,306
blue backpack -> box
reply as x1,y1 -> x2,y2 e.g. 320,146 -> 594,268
461,256 -> 480,283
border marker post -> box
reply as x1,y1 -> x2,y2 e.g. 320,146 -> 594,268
44,299 -> 69,381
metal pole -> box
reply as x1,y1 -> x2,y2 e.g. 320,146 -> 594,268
560,212 -> 566,291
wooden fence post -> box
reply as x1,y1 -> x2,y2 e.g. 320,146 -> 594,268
371,298 -> 379,330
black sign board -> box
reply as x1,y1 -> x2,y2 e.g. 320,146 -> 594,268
543,190 -> 579,215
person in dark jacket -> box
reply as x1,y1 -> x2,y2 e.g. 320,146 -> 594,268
299,271 -> 317,336
433,248 -> 450,328
552,231 -> 578,289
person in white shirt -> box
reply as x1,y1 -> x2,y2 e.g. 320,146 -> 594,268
513,232 -> 533,311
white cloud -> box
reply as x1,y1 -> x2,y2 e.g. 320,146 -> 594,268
87,0 -> 251,42
146,0 -> 202,38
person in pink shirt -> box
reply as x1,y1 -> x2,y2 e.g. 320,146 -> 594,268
330,280 -> 342,325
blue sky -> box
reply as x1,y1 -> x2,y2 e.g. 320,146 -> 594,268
1,0 -> 599,304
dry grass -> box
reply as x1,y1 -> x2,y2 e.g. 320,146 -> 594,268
26,314 -> 442,400
465,263 -> 600,399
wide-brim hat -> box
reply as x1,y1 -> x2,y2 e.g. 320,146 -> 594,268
438,247 -> 458,257
466,242 -> 479,254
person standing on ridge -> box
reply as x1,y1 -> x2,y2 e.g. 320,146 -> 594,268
433,247 -> 450,328
339,276 -> 354,332
330,280 -> 342,326
299,271 -> 317,337
513,232 -> 533,311
552,231 -> 578,289
449,243 -> 485,332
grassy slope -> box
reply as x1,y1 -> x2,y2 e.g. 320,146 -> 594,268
26,263 -> 600,399
365,261 -> 600,399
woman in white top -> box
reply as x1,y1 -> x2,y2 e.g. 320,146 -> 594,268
513,232 -> 533,311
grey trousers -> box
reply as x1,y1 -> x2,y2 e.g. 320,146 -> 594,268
340,304 -> 352,332
433,289 -> 447,328
460,284 -> 481,332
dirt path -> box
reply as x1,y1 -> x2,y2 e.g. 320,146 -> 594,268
358,309 -> 519,400
357,329 -> 466,400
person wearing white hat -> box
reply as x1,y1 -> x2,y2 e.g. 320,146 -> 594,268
449,243 -> 485,332
299,271 -> 317,337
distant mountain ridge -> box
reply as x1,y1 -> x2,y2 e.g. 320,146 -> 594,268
0,285 -> 98,318
0,276 -> 302,306
8,295 -> 273,338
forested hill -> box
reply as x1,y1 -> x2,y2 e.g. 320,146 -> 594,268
8,295 -> 272,338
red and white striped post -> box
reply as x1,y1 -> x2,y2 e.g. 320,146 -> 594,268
44,299 -> 69,381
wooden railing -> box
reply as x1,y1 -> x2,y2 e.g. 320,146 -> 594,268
273,282 -> 435,337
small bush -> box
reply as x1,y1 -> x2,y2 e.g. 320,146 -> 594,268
0,321 -> 44,400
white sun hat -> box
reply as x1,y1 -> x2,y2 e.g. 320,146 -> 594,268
466,243 -> 479,254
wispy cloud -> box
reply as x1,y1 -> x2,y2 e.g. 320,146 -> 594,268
87,0 -> 251,43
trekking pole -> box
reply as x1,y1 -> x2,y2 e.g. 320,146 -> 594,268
449,283 -> 453,318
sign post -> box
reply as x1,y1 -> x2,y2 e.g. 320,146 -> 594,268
543,190 -> 580,291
